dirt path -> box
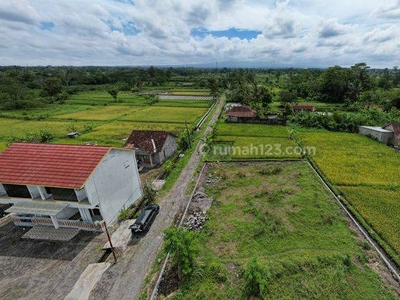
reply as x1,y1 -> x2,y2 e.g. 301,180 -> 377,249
89,97 -> 225,300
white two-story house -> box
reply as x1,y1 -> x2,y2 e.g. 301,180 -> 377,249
0,143 -> 142,232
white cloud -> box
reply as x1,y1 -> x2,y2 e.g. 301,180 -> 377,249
0,0 -> 398,67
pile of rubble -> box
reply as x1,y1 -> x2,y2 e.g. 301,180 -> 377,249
183,209 -> 208,231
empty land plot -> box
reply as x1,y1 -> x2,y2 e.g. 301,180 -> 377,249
169,162 -> 396,299
297,129 -> 400,186
54,106 -> 145,121
119,106 -> 207,123
67,92 -> 149,106
339,186 -> 400,259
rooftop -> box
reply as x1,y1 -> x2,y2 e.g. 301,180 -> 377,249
226,105 -> 257,118
124,130 -> 174,154
0,143 -> 112,189
359,126 -> 393,133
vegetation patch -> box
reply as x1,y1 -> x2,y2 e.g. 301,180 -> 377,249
161,162 -> 396,299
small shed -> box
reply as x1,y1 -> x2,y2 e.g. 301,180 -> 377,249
124,130 -> 177,168
226,105 -> 257,122
358,126 -> 394,144
383,121 -> 400,146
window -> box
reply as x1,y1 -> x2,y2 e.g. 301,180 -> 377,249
3,184 -> 31,198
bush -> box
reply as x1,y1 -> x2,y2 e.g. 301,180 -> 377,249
243,257 -> 270,298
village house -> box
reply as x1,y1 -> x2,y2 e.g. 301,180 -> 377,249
124,130 -> 177,168
0,143 -> 142,231
383,121 -> 400,146
226,105 -> 257,122
292,105 -> 316,112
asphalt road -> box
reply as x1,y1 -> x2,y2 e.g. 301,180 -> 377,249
89,96 -> 225,300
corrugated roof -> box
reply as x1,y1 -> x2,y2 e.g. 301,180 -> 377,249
226,106 -> 257,118
0,143 -> 111,189
124,130 -> 174,154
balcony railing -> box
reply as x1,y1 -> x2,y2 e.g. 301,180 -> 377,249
10,215 -> 104,232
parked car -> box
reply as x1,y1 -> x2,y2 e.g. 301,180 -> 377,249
129,204 -> 159,235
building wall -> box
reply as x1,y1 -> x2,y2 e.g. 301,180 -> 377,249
84,149 -> 142,224
359,127 -> 394,144
157,135 -> 177,165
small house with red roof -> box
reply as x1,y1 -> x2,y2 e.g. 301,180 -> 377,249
226,105 -> 258,122
0,143 -> 142,231
124,130 -> 177,168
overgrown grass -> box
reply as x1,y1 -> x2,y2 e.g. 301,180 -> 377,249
169,162 -> 396,299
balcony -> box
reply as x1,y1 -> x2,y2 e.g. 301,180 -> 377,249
10,215 -> 104,232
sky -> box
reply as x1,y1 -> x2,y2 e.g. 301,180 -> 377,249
0,0 -> 399,68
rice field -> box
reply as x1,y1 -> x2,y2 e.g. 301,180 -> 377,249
296,128 -> 400,262
297,129 -> 400,186
0,91 -> 210,151
340,186 -> 400,255
212,123 -> 301,159
119,106 -> 207,123
54,106 -> 145,121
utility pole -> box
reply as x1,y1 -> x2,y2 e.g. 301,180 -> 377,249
103,221 -> 117,263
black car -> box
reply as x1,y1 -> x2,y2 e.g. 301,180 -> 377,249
129,204 -> 159,235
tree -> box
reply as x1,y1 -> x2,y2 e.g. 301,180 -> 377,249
107,86 -> 119,102
163,227 -> 199,279
279,90 -> 297,104
42,77 -> 63,98
207,77 -> 223,101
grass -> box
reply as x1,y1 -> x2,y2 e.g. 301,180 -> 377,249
297,129 -> 400,187
67,91 -> 150,106
340,186 -> 400,257
296,128 -> 400,264
211,123 -> 301,160
170,162 -> 396,299
54,106 -> 145,121
119,106 -> 207,124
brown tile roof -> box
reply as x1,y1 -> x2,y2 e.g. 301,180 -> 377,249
226,106 -> 257,118
0,143 -> 111,189
124,130 -> 174,154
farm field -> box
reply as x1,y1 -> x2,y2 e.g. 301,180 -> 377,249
296,128 -> 400,261
169,162 -> 396,299
212,123 -> 302,159
0,91 -> 212,151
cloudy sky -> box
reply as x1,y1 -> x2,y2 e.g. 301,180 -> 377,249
0,0 -> 399,67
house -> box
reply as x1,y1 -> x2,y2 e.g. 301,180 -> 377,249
383,121 -> 400,146
0,143 -> 142,231
358,126 -> 394,144
124,130 -> 177,168
292,105 -> 316,112
226,105 -> 257,122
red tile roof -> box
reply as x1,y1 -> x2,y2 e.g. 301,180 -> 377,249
124,130 -> 175,154
0,143 -> 112,189
226,106 -> 257,118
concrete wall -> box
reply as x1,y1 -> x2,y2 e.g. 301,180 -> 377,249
359,127 -> 394,144
27,186 -> 41,199
158,135 -> 177,164
74,188 -> 88,201
85,149 -> 142,224
0,184 -> 6,196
